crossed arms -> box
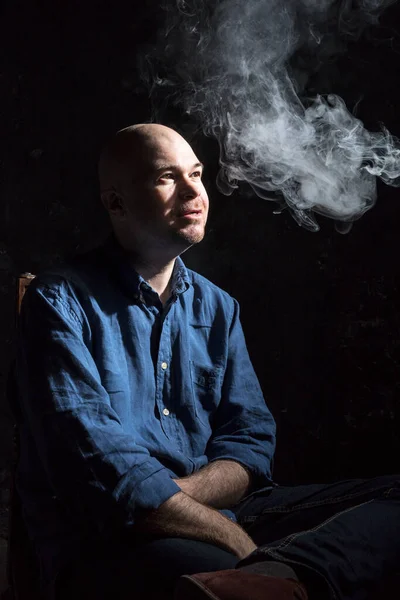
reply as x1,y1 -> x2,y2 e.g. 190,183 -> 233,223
136,459 -> 257,558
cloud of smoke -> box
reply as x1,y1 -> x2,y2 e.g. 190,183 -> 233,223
142,0 -> 400,231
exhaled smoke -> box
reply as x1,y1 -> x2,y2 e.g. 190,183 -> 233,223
142,0 -> 400,231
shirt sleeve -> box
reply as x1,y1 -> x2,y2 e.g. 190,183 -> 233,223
16,277 -> 180,535
206,298 -> 276,488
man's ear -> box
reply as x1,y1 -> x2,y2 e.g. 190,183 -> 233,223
101,190 -> 126,219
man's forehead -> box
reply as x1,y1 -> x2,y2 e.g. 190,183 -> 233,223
136,135 -> 199,169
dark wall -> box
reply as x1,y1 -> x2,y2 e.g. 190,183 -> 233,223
1,1 -> 400,497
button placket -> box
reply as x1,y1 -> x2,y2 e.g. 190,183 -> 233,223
156,315 -> 173,432
160,361 -> 170,418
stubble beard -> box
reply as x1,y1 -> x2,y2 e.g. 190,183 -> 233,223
183,219 -> 206,242
170,222 -> 206,252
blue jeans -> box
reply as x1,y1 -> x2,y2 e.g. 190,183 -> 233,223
54,536 -> 238,600
235,474 -> 400,600
55,475 -> 400,600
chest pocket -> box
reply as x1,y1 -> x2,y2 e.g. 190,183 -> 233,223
190,362 -> 223,426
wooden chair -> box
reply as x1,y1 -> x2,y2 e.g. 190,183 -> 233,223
6,273 -> 41,600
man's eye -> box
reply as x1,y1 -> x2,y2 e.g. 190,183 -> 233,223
191,171 -> 202,178
160,173 -> 174,180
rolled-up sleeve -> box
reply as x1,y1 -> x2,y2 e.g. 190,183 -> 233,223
206,298 -> 276,487
17,279 -> 180,534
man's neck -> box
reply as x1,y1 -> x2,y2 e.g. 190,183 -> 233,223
113,233 -> 182,304
137,259 -> 176,305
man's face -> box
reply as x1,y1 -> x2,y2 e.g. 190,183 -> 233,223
121,132 -> 209,253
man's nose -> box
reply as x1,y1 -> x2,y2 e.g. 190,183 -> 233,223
179,179 -> 200,199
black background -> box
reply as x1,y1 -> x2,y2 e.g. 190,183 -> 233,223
1,1 -> 400,501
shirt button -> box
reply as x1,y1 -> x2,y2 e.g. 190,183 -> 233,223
161,361 -> 168,370
162,408 -> 170,416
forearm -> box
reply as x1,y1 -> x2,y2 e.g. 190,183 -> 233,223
174,460 -> 252,509
134,489 -> 256,559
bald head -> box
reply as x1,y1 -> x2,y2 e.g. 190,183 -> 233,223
98,123 -> 191,194
98,123 -> 209,257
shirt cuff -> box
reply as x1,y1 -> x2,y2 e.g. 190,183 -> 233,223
113,460 -> 181,518
208,444 -> 273,488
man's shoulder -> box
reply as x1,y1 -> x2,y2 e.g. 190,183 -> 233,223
27,244 -> 108,301
186,268 -> 235,308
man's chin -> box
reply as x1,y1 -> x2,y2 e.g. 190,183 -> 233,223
174,226 -> 205,248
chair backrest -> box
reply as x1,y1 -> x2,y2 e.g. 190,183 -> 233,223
7,273 -> 40,600
8,274 -> 36,424
16,273 -> 36,317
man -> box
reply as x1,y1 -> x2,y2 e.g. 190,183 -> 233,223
16,124 -> 400,600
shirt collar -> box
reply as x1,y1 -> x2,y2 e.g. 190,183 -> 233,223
171,256 -> 191,296
100,235 -> 190,302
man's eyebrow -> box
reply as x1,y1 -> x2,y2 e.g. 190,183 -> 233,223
153,161 -> 204,173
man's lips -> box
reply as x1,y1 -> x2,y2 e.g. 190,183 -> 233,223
178,209 -> 202,217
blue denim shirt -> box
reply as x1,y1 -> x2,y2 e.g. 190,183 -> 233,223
16,238 -> 276,584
